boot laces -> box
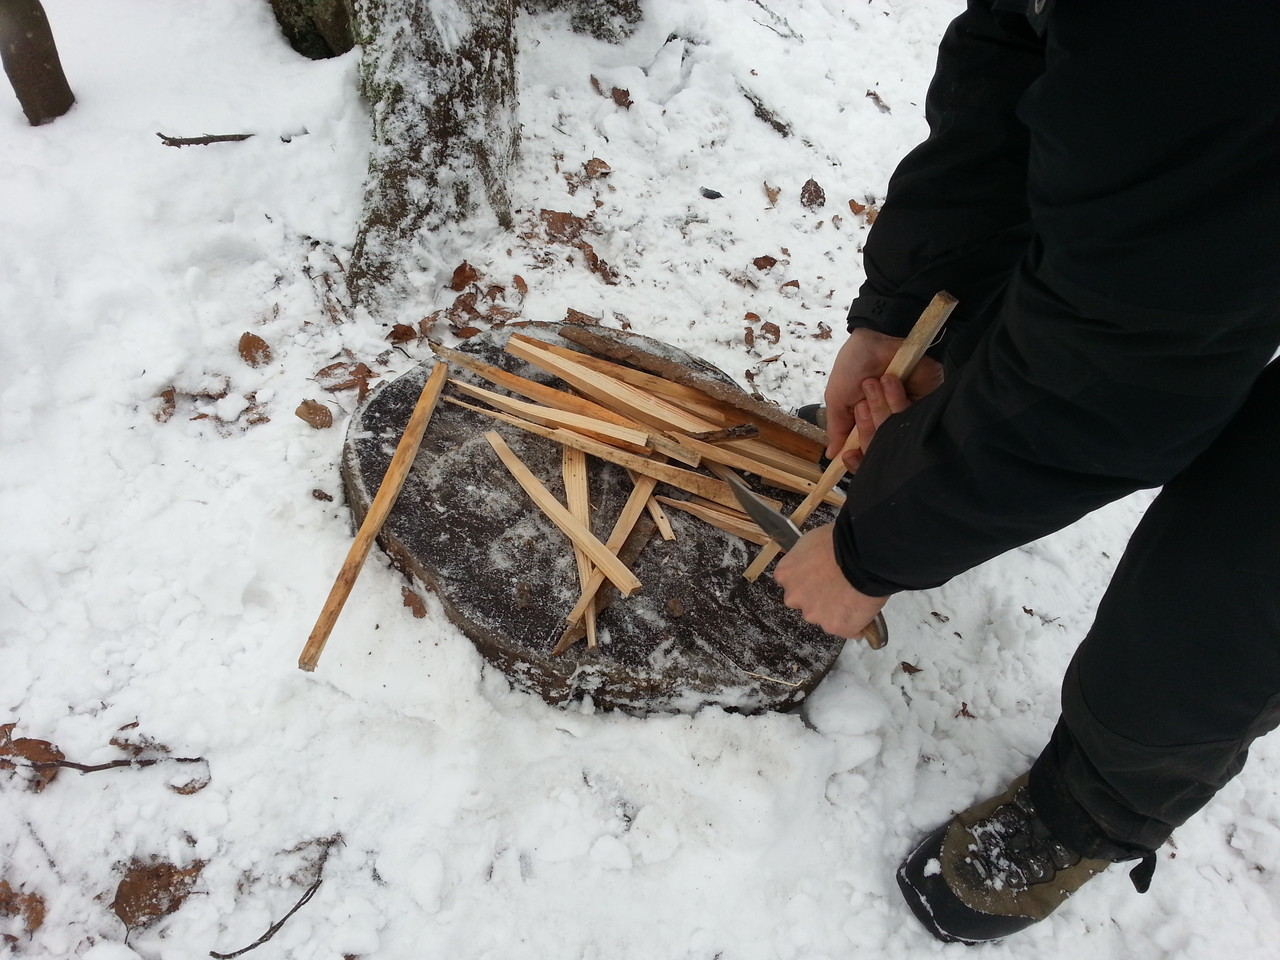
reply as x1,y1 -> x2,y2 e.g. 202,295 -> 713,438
965,787 -> 1080,892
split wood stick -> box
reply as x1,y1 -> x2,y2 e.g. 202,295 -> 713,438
445,397 -> 746,510
646,497 -> 676,541
626,467 -> 677,541
668,432 -> 845,507
561,447 -> 598,649
561,472 -> 659,632
506,336 -> 720,436
298,361 -> 449,672
517,331 -> 825,462
688,424 -> 760,443
484,431 -> 642,596
431,340 -> 698,465
743,291 -> 959,582
655,495 -> 771,546
510,333 -> 823,478
449,378 -> 654,455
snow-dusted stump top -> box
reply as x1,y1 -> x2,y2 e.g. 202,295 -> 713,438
341,324 -> 844,714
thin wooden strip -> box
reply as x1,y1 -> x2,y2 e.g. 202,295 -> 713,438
666,432 -> 845,507
527,329 -> 827,462
484,431 -> 642,597
511,333 -> 821,476
627,468 -> 677,541
654,495 -> 771,546
298,361 -> 449,672
506,336 -> 718,436
446,396 -> 744,510
432,340 -> 699,466
646,497 -> 676,541
562,446 -> 597,649
450,378 -> 653,455
743,291 -> 959,582
557,472 -> 659,649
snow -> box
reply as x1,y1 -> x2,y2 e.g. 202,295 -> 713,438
2,1 -> 1277,958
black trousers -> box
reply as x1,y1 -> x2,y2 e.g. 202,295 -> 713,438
845,1 -> 1280,857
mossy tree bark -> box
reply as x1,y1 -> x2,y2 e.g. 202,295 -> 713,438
262,0 -> 644,321
0,0 -> 75,126
346,0 -> 519,320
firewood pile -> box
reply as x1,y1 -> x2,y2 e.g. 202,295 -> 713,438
429,329 -> 842,655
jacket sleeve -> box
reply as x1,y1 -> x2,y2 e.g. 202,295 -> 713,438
833,260 -> 1280,597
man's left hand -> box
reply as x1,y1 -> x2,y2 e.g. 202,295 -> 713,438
773,523 -> 888,637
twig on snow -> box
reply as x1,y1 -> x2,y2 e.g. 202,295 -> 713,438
156,132 -> 254,147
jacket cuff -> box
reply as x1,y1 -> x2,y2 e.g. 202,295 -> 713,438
831,511 -> 906,598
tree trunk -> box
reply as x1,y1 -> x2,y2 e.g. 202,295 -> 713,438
346,0 -> 519,320
0,0 -> 75,126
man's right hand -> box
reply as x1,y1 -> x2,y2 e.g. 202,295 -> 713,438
824,327 -> 945,472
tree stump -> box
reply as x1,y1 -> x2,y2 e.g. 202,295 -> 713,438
0,0 -> 75,126
341,324 -> 845,714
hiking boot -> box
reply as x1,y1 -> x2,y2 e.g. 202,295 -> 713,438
896,774 -> 1113,944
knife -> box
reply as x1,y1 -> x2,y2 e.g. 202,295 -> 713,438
721,470 -> 889,649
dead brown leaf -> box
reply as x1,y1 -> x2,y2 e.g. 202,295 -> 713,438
155,387 -> 177,423
386,323 -> 418,345
295,400 -> 333,429
0,724 -> 64,793
780,280 -> 800,293
814,322 -> 833,340
760,322 -> 781,345
610,86 -> 632,109
0,881 -> 45,938
744,311 -> 762,325
312,489 -> 334,502
743,327 -> 755,348
752,255 -> 778,271
512,275 -> 529,299
314,362 -> 378,400
585,157 -> 611,179
763,182 -> 781,206
452,326 -> 482,340
800,178 -> 826,210
575,242 -> 620,285
865,89 -> 891,113
238,332 -> 272,368
111,859 -> 204,933
900,661 -> 922,675
848,199 -> 866,216
539,209 -> 589,243
402,586 -> 427,619
449,261 -> 481,291
957,702 -> 976,719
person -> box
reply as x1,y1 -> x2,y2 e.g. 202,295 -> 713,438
773,0 -> 1280,945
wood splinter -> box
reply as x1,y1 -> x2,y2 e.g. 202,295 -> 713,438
298,361 -> 449,672
484,431 -> 642,598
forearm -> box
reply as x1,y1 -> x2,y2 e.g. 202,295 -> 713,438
835,264 -> 1280,596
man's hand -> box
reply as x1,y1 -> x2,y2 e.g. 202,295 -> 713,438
773,523 -> 888,638
825,328 -> 944,471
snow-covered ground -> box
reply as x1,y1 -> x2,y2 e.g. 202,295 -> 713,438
2,2 -> 1277,958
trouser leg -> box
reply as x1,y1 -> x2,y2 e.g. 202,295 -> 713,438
847,0 -> 1042,363
1029,360 -> 1280,858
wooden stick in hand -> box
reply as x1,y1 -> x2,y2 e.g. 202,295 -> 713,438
743,291 -> 958,583
298,361 -> 449,672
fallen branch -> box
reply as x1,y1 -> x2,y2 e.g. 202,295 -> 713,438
209,839 -> 340,959
156,132 -> 254,147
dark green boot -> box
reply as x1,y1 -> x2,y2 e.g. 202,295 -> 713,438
897,775 -> 1114,944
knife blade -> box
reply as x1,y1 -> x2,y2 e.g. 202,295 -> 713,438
721,470 -> 888,649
